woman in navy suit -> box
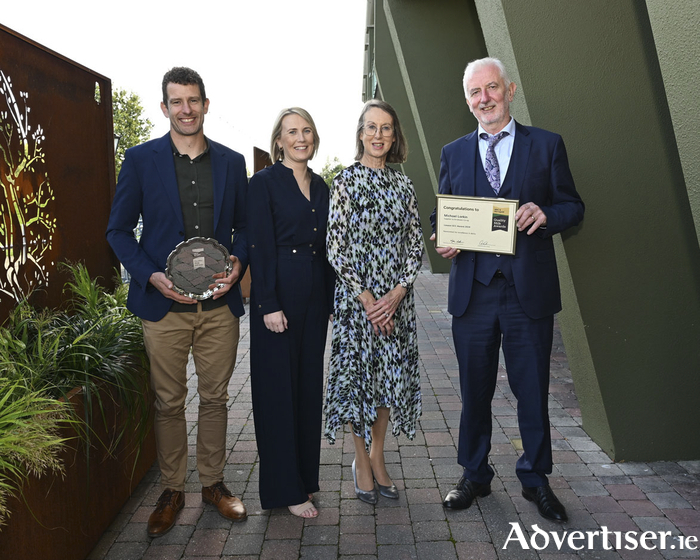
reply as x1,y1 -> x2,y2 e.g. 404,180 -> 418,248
248,108 -> 334,518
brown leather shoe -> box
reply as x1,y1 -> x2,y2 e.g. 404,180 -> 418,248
202,481 -> 247,521
147,488 -> 184,537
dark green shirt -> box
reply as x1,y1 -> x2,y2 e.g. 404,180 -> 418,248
170,137 -> 226,312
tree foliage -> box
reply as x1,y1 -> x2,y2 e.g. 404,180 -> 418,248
319,157 -> 345,187
112,88 -> 154,178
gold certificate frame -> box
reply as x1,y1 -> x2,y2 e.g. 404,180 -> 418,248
435,194 -> 519,255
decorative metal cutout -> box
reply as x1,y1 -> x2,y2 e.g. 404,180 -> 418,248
0,69 -> 56,302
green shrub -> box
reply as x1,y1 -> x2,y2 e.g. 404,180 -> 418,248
0,380 -> 69,528
0,263 -> 150,528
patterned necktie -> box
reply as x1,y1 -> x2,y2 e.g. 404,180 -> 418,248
480,131 -> 509,195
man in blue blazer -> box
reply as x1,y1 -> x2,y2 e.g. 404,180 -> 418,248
432,58 -> 584,522
107,67 -> 248,537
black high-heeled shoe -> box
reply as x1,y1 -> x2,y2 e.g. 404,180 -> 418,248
352,460 -> 378,505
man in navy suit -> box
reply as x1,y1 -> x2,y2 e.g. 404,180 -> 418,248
107,67 -> 248,537
432,58 -> 584,522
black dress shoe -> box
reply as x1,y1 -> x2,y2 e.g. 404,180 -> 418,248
442,476 -> 491,509
522,484 -> 568,522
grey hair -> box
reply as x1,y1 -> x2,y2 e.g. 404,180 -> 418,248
462,57 -> 512,98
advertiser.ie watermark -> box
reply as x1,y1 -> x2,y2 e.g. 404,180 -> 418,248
504,523 -> 698,552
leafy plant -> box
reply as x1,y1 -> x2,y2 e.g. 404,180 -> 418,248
0,380 -> 69,528
58,262 -> 150,455
112,88 -> 153,178
0,262 -> 151,530
320,156 -> 345,187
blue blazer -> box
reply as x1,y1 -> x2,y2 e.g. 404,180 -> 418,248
106,133 -> 248,322
437,121 -> 584,319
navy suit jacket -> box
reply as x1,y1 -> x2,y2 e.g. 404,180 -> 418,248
437,121 -> 584,319
106,133 -> 248,322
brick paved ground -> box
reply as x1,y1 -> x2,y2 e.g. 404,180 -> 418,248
89,265 -> 700,559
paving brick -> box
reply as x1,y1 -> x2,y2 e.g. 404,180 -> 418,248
409,503 -> 448,522
259,539 -> 300,560
412,520 -> 451,542
148,525 -> 196,546
91,267 -> 700,560
104,542 -> 150,560
377,507 -> 412,525
339,533 -> 377,555
400,446 -> 429,458
569,479 -> 608,496
449,520 -> 491,542
222,533 -> 264,556
196,510 -> 234,529
589,464 -> 627,477
405,487 -> 442,505
340,514 -> 375,533
592,512 -> 637,532
678,461 -> 700,474
115,522 -> 148,542
141,544 -> 187,559
423,432 -> 455,446
416,541 -> 457,559
647,492 -> 693,510
607,484 -> 648,501
299,545 -> 339,560
581,495 -> 625,513
377,524 -> 415,545
633,516 -> 680,535
183,529 -> 228,556
302,525 -> 340,546
266,515 -> 304,539
666,509 -> 700,528
619,500 -> 663,517
556,463 -> 594,478
455,541 -> 499,559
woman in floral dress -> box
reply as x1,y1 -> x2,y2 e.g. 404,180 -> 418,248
325,100 -> 423,504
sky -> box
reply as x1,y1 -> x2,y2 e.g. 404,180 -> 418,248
2,1 -> 368,170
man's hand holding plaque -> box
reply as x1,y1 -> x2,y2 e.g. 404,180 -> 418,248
434,194 -> 519,255
210,255 -> 243,300
165,237 -> 234,300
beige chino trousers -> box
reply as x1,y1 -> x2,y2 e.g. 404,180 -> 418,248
142,303 -> 239,491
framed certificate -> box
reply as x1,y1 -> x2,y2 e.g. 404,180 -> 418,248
435,194 -> 519,255
165,237 -> 232,300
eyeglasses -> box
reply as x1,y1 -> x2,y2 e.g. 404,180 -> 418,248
363,124 -> 394,136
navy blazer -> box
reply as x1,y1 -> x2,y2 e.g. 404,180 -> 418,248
106,133 -> 248,322
437,121 -> 584,319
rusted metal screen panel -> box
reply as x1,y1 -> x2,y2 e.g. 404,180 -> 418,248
0,24 -> 119,321
238,147 -> 274,299
254,146 -> 272,172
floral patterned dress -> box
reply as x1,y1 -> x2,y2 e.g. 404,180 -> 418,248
324,162 -> 423,447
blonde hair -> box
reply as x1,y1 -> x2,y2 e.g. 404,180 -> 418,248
270,107 -> 320,162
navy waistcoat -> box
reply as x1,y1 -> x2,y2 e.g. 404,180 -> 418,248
473,155 -> 515,285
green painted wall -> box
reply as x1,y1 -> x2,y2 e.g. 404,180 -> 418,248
491,0 -> 700,460
367,0 -> 700,460
645,0 -> 700,247
370,0 -> 488,273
